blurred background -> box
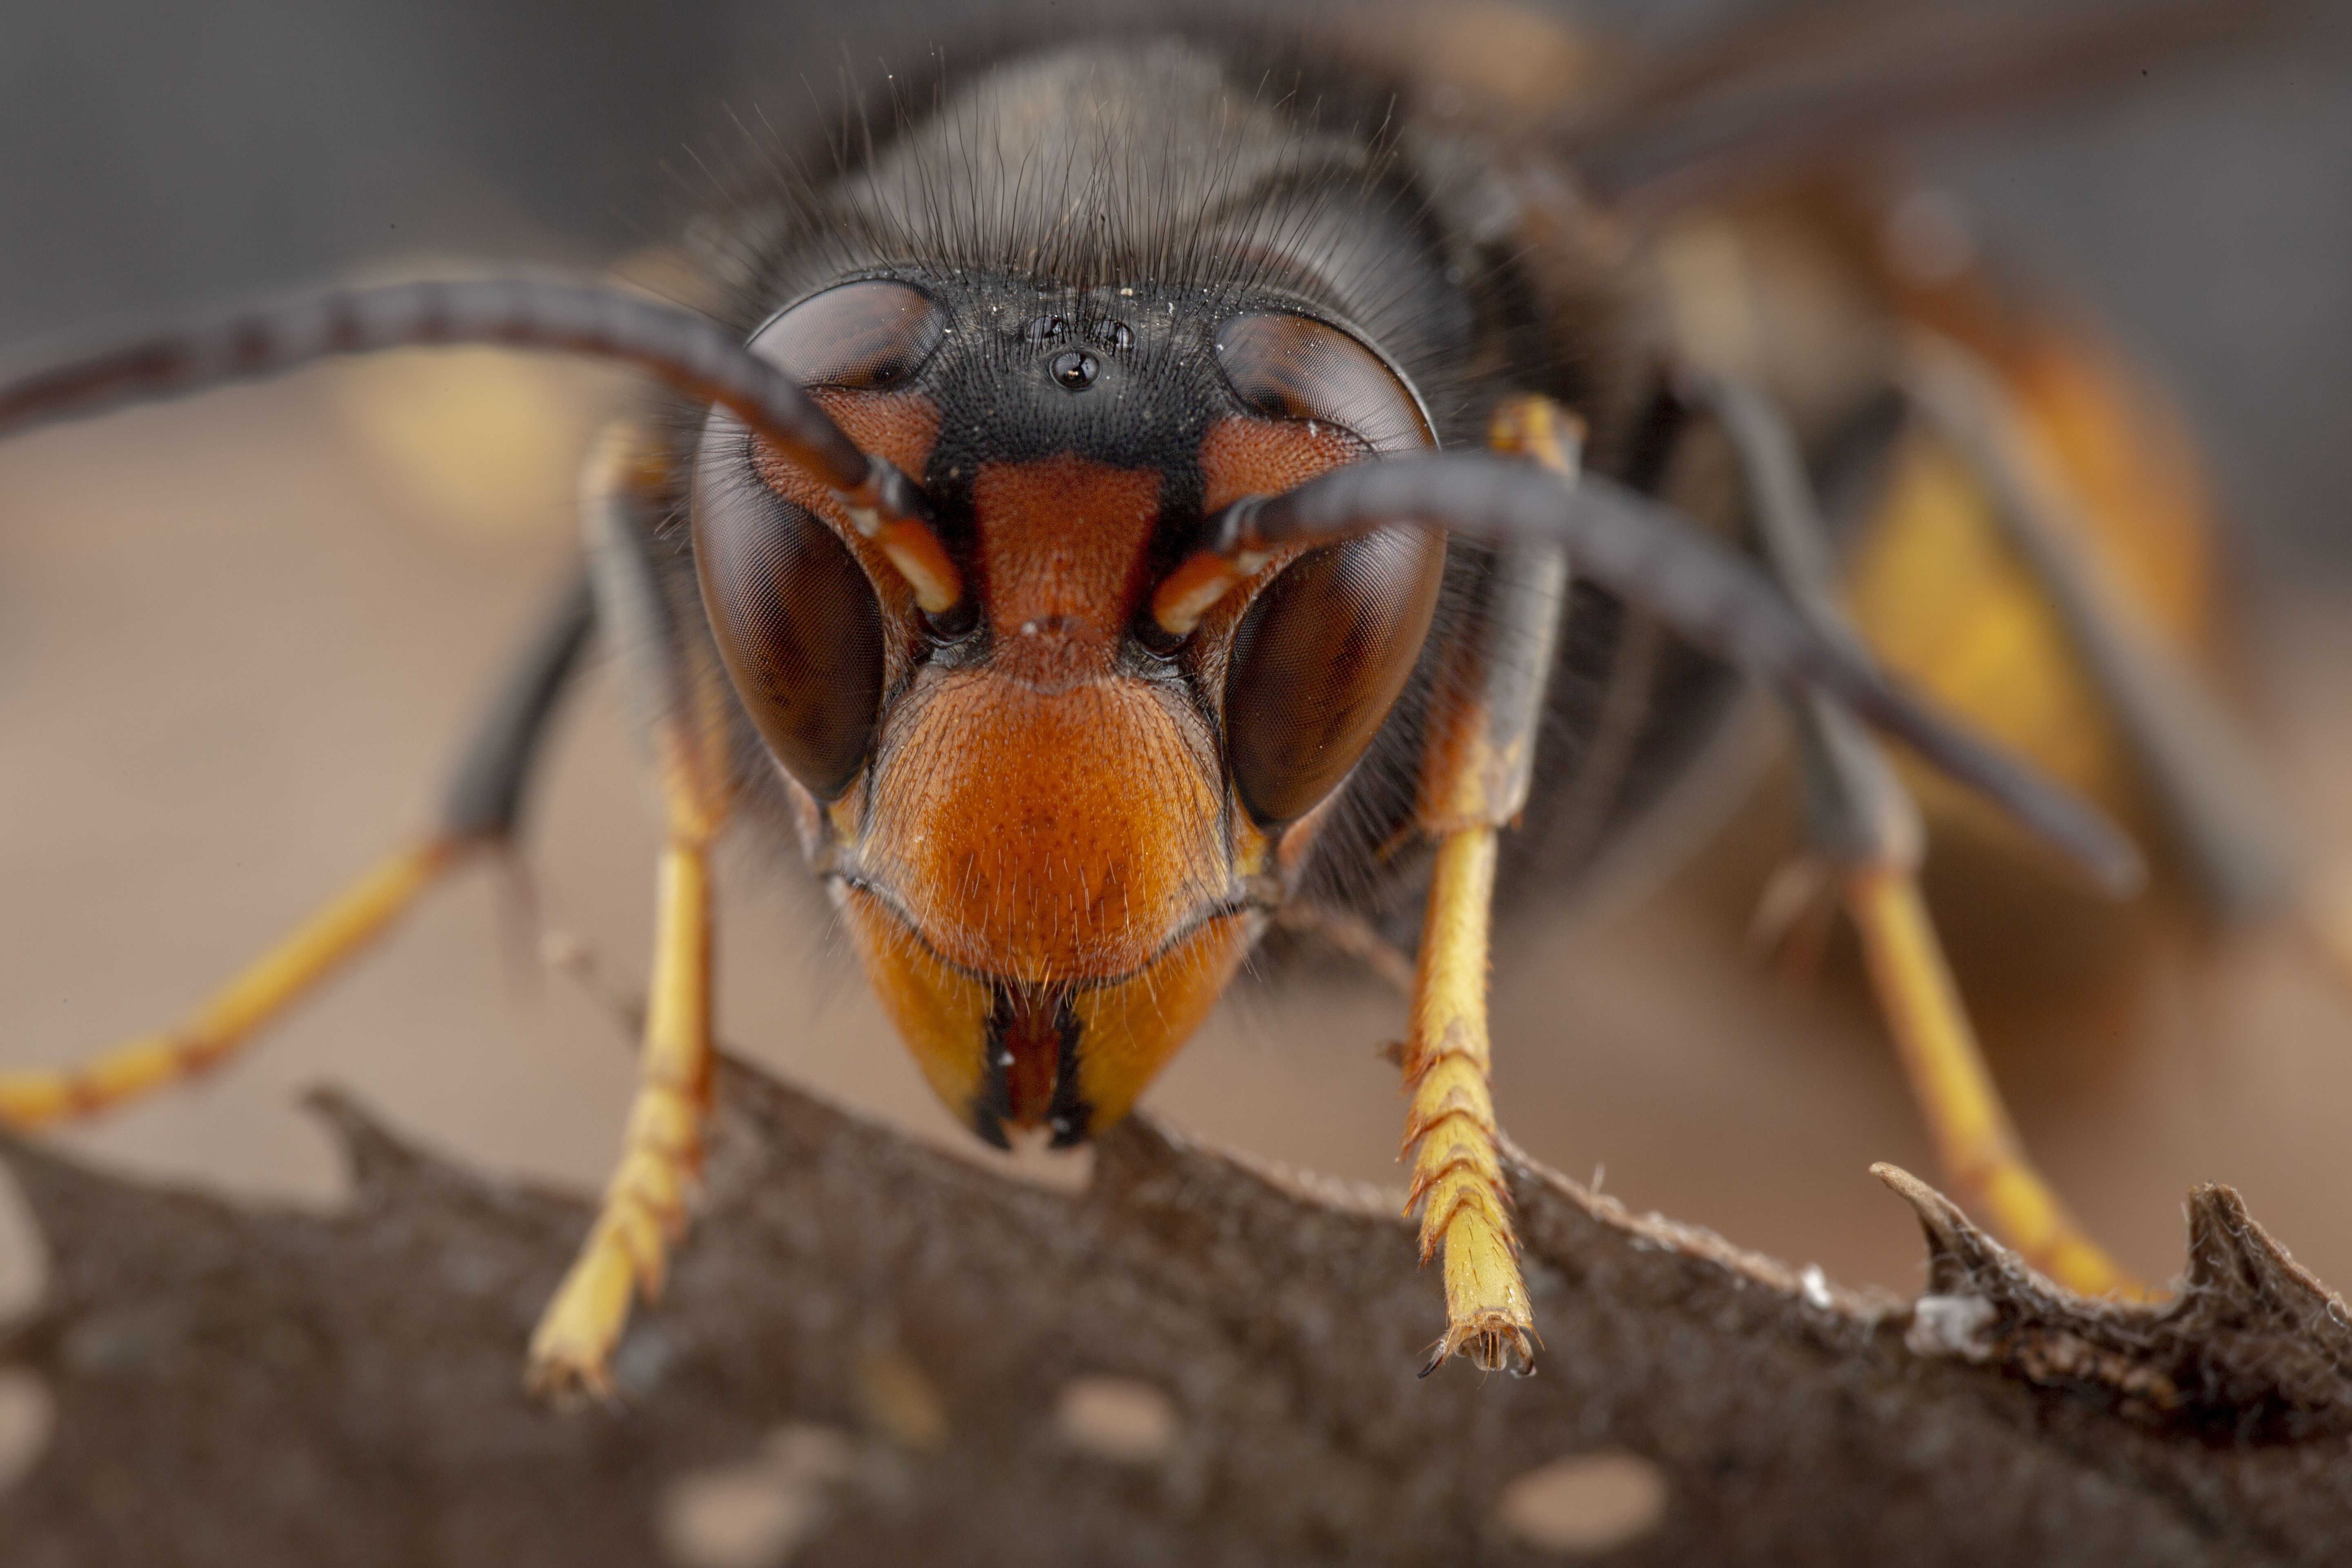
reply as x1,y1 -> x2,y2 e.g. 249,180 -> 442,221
2,0 -> 2350,1348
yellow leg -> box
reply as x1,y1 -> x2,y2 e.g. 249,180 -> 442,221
526,837 -> 715,1397
1693,368 -> 2142,1298
1844,865 -> 2140,1297
0,837 -> 463,1130
1404,825 -> 1535,1375
526,418 -> 734,1398
1393,393 -> 1575,1376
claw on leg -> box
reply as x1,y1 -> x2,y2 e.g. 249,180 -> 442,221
527,417 -> 737,1399
1403,829 -> 1538,1375
1387,394 -> 1576,1376
526,841 -> 714,1399
1415,1166 -> 1537,1376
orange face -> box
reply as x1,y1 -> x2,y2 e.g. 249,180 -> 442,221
694,276 -> 1442,1145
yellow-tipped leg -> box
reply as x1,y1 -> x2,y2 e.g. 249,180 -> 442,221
1688,368 -> 2143,1298
1844,865 -> 2141,1298
0,837 -> 463,1131
526,839 -> 715,1399
1403,829 -> 1536,1375
526,416 -> 738,1400
1387,392 -> 1575,1375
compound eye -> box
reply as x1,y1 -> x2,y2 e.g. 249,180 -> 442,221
1223,526 -> 1446,826
749,278 -> 946,390
693,279 -> 940,797
692,421 -> 885,800
1214,312 -> 1434,453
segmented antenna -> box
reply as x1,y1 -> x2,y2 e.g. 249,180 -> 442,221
0,277 -> 955,608
0,281 -> 829,479
1203,454 -> 2147,895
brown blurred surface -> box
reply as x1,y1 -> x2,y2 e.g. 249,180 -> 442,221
9,1044 -> 2348,1567
2,359 -> 2348,1314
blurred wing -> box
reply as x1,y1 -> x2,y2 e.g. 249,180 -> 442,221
1557,0 -> 2280,209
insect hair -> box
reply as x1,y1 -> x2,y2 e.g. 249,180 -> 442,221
630,6 -> 1722,953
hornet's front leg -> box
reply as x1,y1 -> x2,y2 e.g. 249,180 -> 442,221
526,423 -> 739,1397
1401,396 -> 1576,1374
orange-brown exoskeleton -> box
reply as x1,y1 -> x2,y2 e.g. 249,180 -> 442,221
0,2 -> 2313,1390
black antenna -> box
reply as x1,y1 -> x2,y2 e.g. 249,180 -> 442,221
0,278 -> 926,526
1208,453 -> 2147,895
